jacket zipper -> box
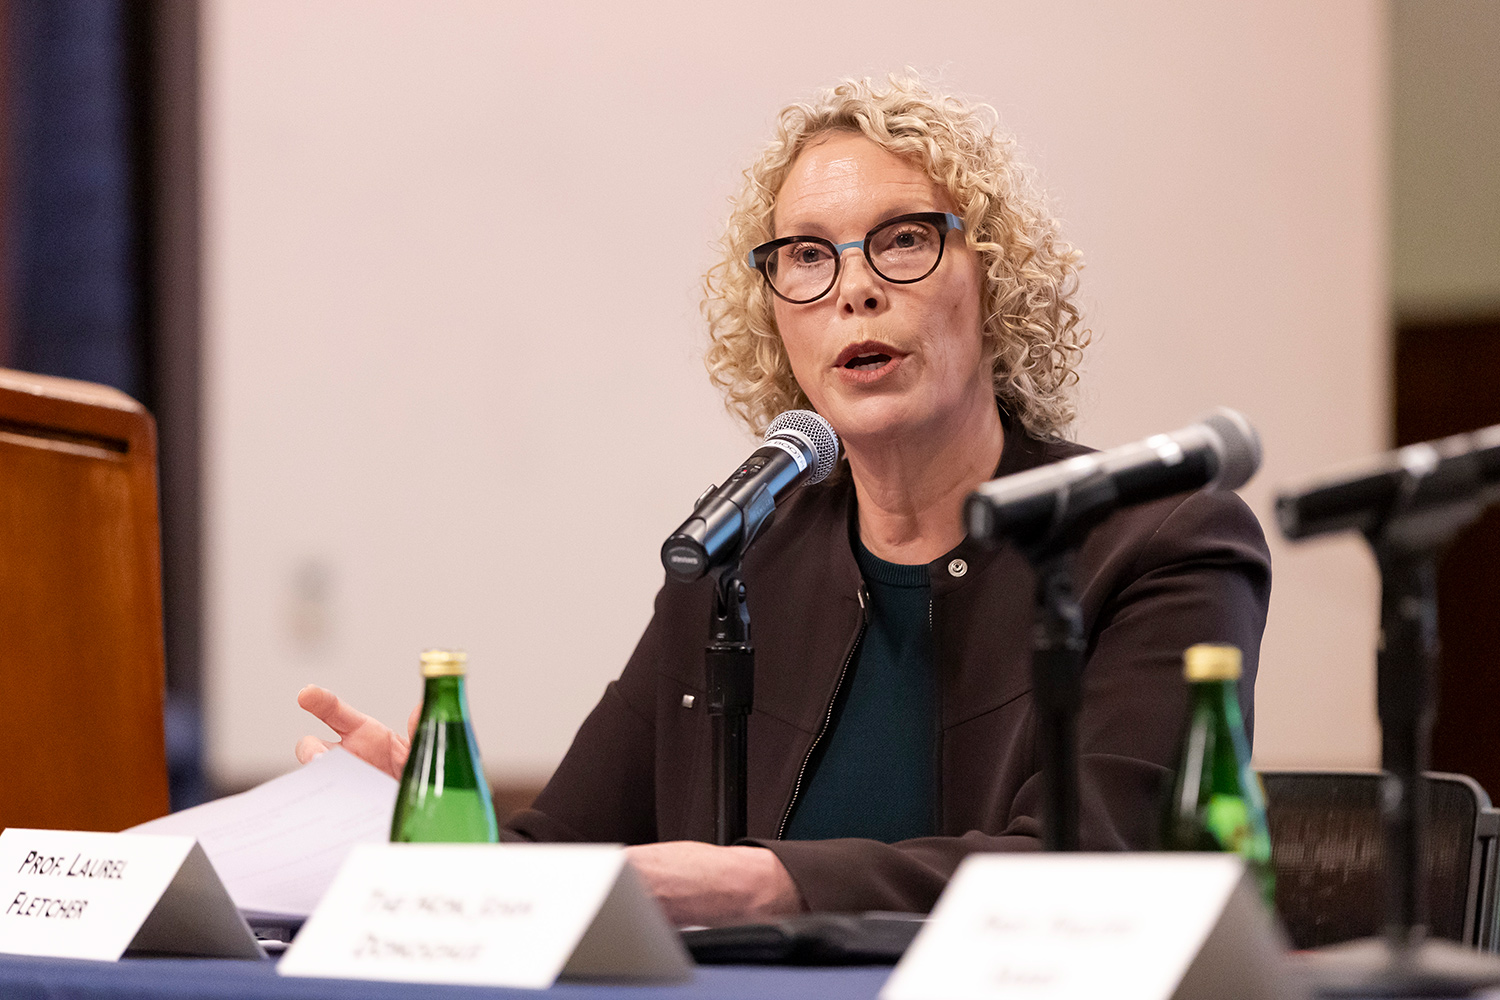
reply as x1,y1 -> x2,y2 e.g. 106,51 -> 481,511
929,595 -> 942,834
777,583 -> 869,839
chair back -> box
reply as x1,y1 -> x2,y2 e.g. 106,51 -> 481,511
0,368 -> 170,831
1261,770 -> 1497,950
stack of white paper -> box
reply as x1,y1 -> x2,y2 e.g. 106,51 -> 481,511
129,748 -> 398,917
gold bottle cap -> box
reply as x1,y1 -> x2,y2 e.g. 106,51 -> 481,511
420,649 -> 468,677
1184,643 -> 1241,682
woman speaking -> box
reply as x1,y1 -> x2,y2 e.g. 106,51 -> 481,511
296,73 -> 1271,927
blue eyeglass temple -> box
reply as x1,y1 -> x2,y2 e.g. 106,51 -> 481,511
745,213 -> 964,270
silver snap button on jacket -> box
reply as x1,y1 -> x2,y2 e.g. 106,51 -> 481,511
948,558 -> 968,578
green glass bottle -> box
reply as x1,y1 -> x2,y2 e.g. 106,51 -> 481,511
390,649 -> 500,843
1161,643 -> 1275,907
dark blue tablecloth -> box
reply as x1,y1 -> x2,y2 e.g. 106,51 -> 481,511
0,954 -> 891,1000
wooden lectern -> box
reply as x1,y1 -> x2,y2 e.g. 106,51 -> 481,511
0,368 -> 170,831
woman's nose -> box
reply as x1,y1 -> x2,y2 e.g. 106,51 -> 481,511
834,247 -> 884,312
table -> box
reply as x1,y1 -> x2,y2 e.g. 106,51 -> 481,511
0,954 -> 891,1000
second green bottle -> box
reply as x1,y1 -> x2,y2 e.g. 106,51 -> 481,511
1160,642 -> 1274,908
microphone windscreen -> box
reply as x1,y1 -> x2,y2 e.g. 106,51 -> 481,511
766,410 -> 841,485
1202,408 -> 1262,491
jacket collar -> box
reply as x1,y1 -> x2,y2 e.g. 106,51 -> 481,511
767,407 -> 1071,608
822,408 -> 1064,594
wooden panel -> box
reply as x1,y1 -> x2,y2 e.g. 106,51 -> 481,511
0,368 -> 169,831
1394,317 -> 1500,800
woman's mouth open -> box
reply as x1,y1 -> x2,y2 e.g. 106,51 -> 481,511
834,341 -> 906,384
844,352 -> 891,370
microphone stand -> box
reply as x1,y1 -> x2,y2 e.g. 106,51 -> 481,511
706,562 -> 753,846
978,471 -> 1118,853
1009,468 -> 1125,853
1028,547 -> 1085,851
1301,504 -> 1500,996
1374,545 -> 1436,957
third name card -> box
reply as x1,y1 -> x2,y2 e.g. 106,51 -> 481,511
278,843 -> 692,989
882,853 -> 1305,1000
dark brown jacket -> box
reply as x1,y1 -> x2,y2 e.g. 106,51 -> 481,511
506,418 -> 1272,914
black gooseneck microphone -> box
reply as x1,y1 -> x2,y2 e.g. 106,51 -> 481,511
965,407 -> 1262,552
1276,423 -> 1500,543
963,407 -> 1260,855
661,410 -> 839,848
1273,423 -> 1500,990
661,410 -> 840,582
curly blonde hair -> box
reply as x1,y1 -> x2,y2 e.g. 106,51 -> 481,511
703,72 -> 1088,440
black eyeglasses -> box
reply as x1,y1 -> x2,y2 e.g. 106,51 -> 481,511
746,212 -> 964,304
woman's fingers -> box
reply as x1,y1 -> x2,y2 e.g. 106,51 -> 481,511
296,683 -> 407,777
297,684 -> 375,739
295,734 -> 335,764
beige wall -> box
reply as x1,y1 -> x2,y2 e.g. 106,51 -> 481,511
202,0 -> 1388,786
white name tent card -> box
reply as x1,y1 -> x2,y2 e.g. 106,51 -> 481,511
278,843 -> 693,989
882,853 -> 1306,1000
0,828 -> 263,961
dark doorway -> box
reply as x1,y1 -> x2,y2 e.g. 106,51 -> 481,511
1394,316 -> 1500,799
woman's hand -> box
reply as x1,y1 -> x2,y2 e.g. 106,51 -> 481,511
294,685 -> 418,780
623,841 -> 805,927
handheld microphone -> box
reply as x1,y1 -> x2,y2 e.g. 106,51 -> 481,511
965,408 -> 1261,550
662,410 -> 840,582
1275,423 -> 1500,542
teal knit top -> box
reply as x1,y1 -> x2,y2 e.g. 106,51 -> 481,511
783,537 -> 936,843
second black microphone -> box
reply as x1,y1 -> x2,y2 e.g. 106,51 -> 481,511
965,408 -> 1262,552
